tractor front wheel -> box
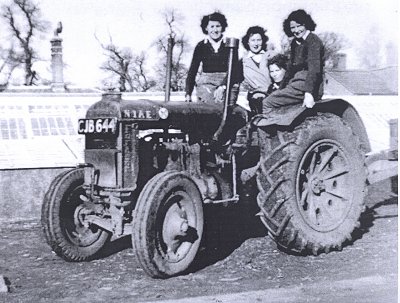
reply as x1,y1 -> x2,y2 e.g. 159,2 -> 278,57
41,168 -> 110,261
132,171 -> 204,278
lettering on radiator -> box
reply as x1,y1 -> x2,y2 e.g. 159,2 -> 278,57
123,109 -> 153,119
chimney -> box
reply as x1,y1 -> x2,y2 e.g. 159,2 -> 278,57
332,53 -> 347,70
50,22 -> 65,92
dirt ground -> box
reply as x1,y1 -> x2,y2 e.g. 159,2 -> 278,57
0,179 -> 397,303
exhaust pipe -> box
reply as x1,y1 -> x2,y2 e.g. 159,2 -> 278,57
213,37 -> 239,141
165,36 -> 174,103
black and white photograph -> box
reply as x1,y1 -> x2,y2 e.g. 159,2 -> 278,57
0,0 -> 398,302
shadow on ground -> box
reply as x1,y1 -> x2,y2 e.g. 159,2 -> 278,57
191,201 -> 268,272
97,198 -> 269,270
94,179 -> 398,270
353,195 -> 398,239
350,178 -> 398,245
97,235 -> 132,259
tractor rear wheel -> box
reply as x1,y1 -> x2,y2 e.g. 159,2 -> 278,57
132,171 -> 204,278
256,113 -> 366,255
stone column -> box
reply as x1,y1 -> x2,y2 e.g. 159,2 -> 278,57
50,36 -> 65,92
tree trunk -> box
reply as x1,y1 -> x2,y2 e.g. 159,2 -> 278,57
119,76 -> 126,92
24,53 -> 33,86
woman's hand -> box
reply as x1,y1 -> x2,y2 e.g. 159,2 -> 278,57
302,92 -> 315,108
185,94 -> 192,102
252,92 -> 267,99
214,85 -> 226,103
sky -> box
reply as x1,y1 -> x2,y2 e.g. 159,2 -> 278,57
1,0 -> 398,87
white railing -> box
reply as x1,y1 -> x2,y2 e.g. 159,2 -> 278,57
0,92 -> 397,169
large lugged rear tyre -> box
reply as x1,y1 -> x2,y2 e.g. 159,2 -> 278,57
132,171 -> 204,278
41,168 -> 110,261
256,113 -> 367,255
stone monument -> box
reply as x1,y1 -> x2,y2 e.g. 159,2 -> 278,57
50,21 -> 65,92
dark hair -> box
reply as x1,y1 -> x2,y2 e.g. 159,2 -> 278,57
241,26 -> 269,51
200,12 -> 228,34
283,9 -> 317,37
267,54 -> 289,70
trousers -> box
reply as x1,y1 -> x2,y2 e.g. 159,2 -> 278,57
262,71 -> 322,114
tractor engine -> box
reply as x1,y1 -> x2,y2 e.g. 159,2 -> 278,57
76,91 -> 235,237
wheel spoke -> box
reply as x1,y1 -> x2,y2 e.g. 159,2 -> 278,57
325,190 -> 347,201
322,193 -> 346,214
318,148 -> 338,173
300,187 -> 309,208
322,169 -> 349,180
309,150 -> 317,174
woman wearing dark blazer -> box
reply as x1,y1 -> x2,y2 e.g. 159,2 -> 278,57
262,9 -> 325,114
185,12 -> 240,103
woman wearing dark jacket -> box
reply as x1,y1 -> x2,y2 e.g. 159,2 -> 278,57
262,9 -> 325,114
185,12 -> 241,103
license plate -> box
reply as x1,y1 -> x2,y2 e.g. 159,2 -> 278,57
78,118 -> 118,134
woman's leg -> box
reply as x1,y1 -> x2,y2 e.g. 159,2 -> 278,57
263,71 -> 308,114
262,85 -> 305,114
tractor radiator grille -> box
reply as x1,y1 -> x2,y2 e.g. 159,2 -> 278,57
122,123 -> 139,188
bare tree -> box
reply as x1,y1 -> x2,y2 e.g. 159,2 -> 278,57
97,35 -> 133,92
319,32 -> 348,69
97,34 -> 155,92
154,9 -> 189,91
0,45 -> 22,89
129,52 -> 156,92
1,0 -> 49,85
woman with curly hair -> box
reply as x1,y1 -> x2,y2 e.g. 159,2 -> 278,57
262,9 -> 325,114
266,54 -> 289,95
241,26 -> 276,114
185,11 -> 241,103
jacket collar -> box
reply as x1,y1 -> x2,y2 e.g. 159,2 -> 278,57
295,30 -> 311,44
246,49 -> 266,59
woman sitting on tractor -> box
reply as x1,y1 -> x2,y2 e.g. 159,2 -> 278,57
240,26 -> 276,115
262,9 -> 325,115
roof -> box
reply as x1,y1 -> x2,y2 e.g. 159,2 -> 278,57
326,66 -> 398,95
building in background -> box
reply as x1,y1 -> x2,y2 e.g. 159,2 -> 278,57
324,53 -> 398,96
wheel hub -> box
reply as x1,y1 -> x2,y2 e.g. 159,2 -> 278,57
65,187 -> 104,247
163,208 -> 189,241
74,205 -> 88,227
309,177 -> 326,195
162,203 -> 192,262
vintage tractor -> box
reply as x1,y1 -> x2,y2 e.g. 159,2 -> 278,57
42,38 -> 376,278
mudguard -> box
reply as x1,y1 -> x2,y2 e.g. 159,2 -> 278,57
252,98 -> 371,153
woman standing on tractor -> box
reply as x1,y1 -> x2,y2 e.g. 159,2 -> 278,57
185,12 -> 241,103
262,9 -> 325,114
